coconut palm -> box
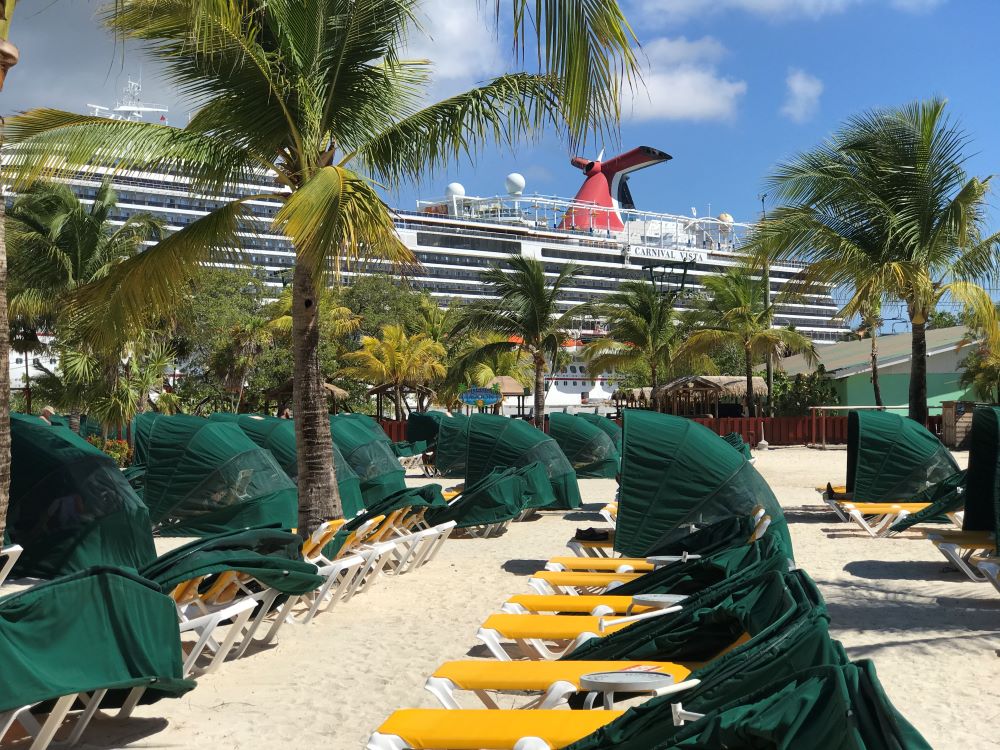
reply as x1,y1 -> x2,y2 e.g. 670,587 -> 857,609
582,279 -> 712,390
340,324 -> 446,419
454,255 -> 584,425
3,0 -> 636,535
753,99 -> 1000,424
681,271 -> 818,416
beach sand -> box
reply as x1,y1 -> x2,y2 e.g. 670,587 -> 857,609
22,446 -> 998,748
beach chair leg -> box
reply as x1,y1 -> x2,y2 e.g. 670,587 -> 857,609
975,560 -> 1000,594
527,577 -> 558,596
538,680 -> 579,709
303,556 -> 365,622
476,627 -> 514,661
424,677 -> 462,709
366,733 -> 408,750
29,693 -> 76,750
117,687 -> 146,719
824,492 -> 849,521
180,598 -> 257,677
846,508 -> 881,537
937,543 -> 988,581
65,688 -> 108,746
356,542 -> 397,595
256,594 -> 300,649
0,544 -> 23,587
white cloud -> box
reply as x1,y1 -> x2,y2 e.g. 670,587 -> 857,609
624,36 -> 747,122
403,0 -> 502,95
780,69 -> 824,123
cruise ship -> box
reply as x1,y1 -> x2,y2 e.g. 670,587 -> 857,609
16,84 -> 850,406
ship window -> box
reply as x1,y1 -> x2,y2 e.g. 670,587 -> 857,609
572,381 -> 578,387
416,231 -> 520,255
569,365 -> 577,373
14,358 -> 21,364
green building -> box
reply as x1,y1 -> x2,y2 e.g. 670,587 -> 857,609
782,326 -> 978,410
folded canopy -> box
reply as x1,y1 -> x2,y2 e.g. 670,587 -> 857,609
0,567 -> 194,714
577,412 -> 622,452
425,467 -> 529,529
431,413 -> 472,477
329,414 -> 406,506
213,414 -> 364,518
846,410 -> 959,503
615,410 -> 791,558
131,413 -> 298,536
6,413 -> 156,578
465,414 -> 581,509
959,406 -> 1000,538
548,412 -> 620,478
406,411 -> 450,445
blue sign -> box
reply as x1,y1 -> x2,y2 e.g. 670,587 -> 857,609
459,387 -> 503,406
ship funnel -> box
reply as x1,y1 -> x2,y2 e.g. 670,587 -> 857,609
560,146 -> 671,232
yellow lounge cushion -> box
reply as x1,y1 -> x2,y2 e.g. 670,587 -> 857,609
433,659 -> 690,691
376,708 -> 625,749
481,614 -> 632,640
840,502 -> 929,513
531,571 -> 644,588
506,594 -> 641,614
546,557 -> 654,572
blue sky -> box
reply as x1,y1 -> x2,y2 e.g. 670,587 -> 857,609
5,0 -> 998,230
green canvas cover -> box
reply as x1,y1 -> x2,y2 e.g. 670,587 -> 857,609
391,440 -> 428,458
425,468 -> 529,529
330,414 -> 406,505
606,532 -> 789,598
213,414 -> 364,519
465,414 -> 581,509
960,406 -> 1000,538
322,485 -> 447,558
722,431 -> 753,460
890,469 -> 967,533
430,413 -> 472,477
407,411 -> 449,444
131,413 -> 298,536
7,413 -> 156,579
568,661 -> 930,750
847,410 -> 959,503
643,515 -> 756,558
577,412 -> 622,451
140,526 -> 325,595
565,569 -> 820,664
615,410 -> 792,559
0,567 -> 195,713
548,412 -> 620,478
519,461 -> 558,510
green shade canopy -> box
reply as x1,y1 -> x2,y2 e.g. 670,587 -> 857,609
330,414 -> 406,506
577,412 -> 622,451
7,413 -> 156,579
132,413 -> 298,536
406,411 -> 450,444
213,414 -> 364,519
889,469 -> 967,533
548,412 -> 620,478
425,467 -> 529,529
615,410 -> 791,558
846,410 -> 959,503
721,432 -> 752,460
465,414 -> 581,509
390,440 -> 428,458
960,406 -> 1000,538
431,414 -> 472,477
0,567 -> 195,713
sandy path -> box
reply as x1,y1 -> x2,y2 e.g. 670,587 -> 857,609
41,447 -> 999,748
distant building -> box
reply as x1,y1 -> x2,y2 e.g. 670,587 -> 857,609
781,325 -> 978,408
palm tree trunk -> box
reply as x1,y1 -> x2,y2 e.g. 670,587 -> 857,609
394,385 -> 403,422
870,333 -> 883,407
0,201 -> 11,541
533,353 -> 546,428
291,262 -> 340,535
745,346 -> 755,417
908,318 -> 928,424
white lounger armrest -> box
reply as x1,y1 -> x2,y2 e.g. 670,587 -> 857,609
0,544 -> 24,587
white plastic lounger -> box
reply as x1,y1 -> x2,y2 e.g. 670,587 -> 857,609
0,544 -> 23,588
300,554 -> 366,622
176,596 -> 257,677
0,694 -> 79,750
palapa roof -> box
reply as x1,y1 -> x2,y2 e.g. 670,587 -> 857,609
655,375 -> 768,399
612,387 -> 654,402
781,325 -> 975,379
485,376 -> 531,396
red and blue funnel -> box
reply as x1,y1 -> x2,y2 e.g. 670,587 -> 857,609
559,146 -> 671,232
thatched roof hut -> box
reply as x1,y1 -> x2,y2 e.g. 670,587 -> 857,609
654,376 -> 768,417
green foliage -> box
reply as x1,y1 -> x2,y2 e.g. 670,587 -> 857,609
340,275 -> 426,341
708,342 -> 746,376
771,368 -> 839,416
927,310 -> 961,330
959,347 -> 1000,403
86,436 -> 133,468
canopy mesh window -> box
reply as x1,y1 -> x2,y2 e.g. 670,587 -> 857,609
846,410 -> 959,503
330,414 -> 405,506
548,412 -> 620,478
7,413 -> 156,578
577,412 -> 623,451
615,410 -> 792,558
132,413 -> 297,536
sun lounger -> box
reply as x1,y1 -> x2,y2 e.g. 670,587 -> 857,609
925,529 -> 995,581
367,707 -> 626,750
476,607 -> 680,660
838,501 -> 942,537
0,545 -> 22,588
527,570 -> 645,595
502,594 -> 674,616
425,659 -> 693,709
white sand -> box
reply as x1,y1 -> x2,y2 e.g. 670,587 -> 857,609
15,446 -> 999,748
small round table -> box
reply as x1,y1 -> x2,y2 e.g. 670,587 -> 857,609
626,592 -> 687,615
579,670 -> 676,710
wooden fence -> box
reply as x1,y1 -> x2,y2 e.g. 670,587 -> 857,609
378,413 -> 944,448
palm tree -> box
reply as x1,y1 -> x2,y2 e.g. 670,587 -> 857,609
340,324 -> 446,420
3,0 -> 636,536
210,316 -> 274,411
754,99 -> 1000,424
856,299 -> 885,407
454,255 -> 584,426
582,279 -> 712,390
681,271 -> 818,416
